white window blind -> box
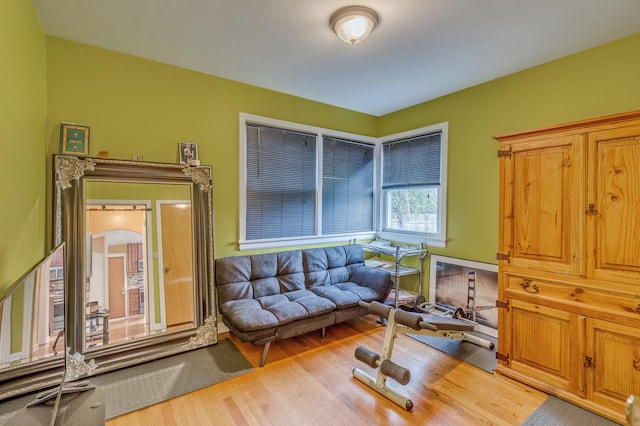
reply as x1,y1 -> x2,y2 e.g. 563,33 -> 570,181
245,124 -> 317,240
322,136 -> 374,235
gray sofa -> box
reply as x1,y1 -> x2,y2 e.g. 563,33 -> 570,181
215,244 -> 393,366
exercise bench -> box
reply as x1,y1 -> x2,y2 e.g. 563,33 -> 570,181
352,301 -> 494,411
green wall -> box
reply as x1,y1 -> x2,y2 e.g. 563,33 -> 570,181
378,32 -> 640,265
45,34 -> 640,266
0,0 -> 47,291
45,37 -> 378,259
2,3 -> 639,318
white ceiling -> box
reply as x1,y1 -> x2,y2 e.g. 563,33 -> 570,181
32,0 -> 640,116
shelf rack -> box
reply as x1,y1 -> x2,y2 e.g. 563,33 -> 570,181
362,240 -> 428,309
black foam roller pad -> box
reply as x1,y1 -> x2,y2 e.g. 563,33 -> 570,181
368,301 -> 392,319
355,346 -> 380,369
394,309 -> 423,330
380,359 -> 411,385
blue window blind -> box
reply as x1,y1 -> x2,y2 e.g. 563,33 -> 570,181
322,136 -> 374,234
246,124 -> 317,239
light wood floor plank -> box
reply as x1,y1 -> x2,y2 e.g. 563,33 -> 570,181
107,316 -> 547,425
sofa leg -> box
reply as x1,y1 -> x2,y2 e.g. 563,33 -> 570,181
259,342 -> 271,367
321,327 -> 326,339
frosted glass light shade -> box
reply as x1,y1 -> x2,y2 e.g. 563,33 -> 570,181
330,6 -> 380,45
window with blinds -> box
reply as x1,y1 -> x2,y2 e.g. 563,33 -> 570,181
241,114 -> 447,249
244,122 -> 375,243
322,136 -> 374,235
245,124 -> 317,240
382,131 -> 443,236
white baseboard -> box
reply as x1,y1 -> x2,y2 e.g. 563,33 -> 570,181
217,322 -> 230,334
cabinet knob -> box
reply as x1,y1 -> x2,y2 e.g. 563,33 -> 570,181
520,280 -> 539,294
634,359 -> 639,371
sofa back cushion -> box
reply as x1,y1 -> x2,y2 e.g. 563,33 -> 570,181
216,250 -> 305,305
302,245 -> 364,287
216,244 -> 366,305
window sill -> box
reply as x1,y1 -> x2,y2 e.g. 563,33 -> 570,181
238,232 -> 377,252
377,231 -> 446,248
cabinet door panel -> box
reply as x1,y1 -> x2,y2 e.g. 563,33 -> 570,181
507,299 -> 580,392
586,318 -> 640,413
502,136 -> 584,275
591,127 -> 640,283
514,147 -> 565,259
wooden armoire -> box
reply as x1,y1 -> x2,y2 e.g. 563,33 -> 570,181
495,110 -> 640,424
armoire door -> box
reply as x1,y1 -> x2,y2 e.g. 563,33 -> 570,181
588,125 -> 640,285
503,298 -> 582,394
500,134 -> 585,276
586,318 -> 640,413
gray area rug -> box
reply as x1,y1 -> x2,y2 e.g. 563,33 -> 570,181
405,331 -> 497,373
0,338 -> 253,423
523,396 -> 621,425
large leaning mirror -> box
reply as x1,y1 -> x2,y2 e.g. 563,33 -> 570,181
54,155 -> 216,374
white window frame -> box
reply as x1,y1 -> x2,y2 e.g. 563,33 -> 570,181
377,122 -> 448,248
239,113 -> 377,251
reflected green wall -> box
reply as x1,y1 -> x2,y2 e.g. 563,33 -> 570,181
378,32 -> 640,265
0,0 -> 47,291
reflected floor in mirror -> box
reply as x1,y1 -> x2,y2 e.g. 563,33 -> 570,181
28,334 -> 65,362
29,316 -> 194,359
85,316 -> 193,349
86,316 -> 148,349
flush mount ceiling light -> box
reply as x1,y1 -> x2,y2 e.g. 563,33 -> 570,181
330,5 -> 380,45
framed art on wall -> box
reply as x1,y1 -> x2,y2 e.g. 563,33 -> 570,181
60,123 -> 90,156
179,142 -> 199,165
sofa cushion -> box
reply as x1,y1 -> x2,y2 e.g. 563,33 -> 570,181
216,250 -> 306,304
310,281 -> 382,309
219,290 -> 336,332
220,299 -> 280,332
302,245 -> 364,287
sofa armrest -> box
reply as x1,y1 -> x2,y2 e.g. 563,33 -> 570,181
349,266 -> 394,302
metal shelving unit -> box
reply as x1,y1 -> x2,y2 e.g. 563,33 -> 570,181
362,239 -> 428,308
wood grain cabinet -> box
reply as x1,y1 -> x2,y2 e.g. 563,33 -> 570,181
126,242 -> 143,273
495,111 -> 640,424
128,287 -> 140,315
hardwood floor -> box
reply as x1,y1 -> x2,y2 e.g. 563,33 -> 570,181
106,316 -> 547,425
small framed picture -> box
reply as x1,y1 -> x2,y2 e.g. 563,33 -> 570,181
179,142 -> 199,165
60,123 -> 90,156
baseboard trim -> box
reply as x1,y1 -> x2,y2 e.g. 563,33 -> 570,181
217,322 -> 230,334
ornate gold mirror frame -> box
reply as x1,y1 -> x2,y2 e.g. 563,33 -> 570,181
54,155 -> 216,374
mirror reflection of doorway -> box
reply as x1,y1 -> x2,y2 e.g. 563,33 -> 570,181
107,254 -> 125,318
86,203 -> 150,349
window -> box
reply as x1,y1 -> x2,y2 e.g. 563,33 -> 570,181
245,124 -> 317,240
240,114 -> 376,250
380,123 -> 448,247
322,136 -> 374,235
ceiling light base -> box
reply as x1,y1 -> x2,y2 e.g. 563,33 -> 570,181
330,6 -> 380,45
